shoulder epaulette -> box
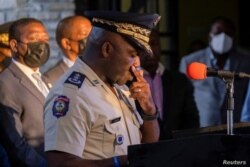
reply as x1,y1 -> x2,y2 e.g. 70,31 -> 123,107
64,71 -> 85,88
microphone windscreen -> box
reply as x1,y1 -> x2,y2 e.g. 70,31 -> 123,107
187,62 -> 207,80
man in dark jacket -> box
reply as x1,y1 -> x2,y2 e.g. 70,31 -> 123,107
141,29 -> 200,139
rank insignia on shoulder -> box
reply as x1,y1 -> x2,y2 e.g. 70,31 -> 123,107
64,71 -> 85,88
52,95 -> 70,118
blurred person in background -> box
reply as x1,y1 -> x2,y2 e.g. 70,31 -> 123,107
179,16 -> 250,127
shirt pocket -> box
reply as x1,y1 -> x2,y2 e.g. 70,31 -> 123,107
103,121 -> 118,156
130,114 -> 142,144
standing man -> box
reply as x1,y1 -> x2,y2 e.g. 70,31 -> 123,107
44,11 -> 160,167
179,16 -> 250,127
141,29 -> 199,139
0,18 -> 50,167
43,15 -> 92,85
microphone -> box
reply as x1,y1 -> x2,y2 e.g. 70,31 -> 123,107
187,62 -> 250,80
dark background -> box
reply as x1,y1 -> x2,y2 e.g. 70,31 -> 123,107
74,0 -> 250,71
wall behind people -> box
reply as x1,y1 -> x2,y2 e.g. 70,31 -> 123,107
0,0 -> 75,73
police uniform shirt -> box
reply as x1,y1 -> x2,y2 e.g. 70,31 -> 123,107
44,58 -> 142,159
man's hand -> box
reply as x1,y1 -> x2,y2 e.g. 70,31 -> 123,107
129,64 -> 156,116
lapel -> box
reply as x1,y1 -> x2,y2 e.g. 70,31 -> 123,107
9,62 -> 45,104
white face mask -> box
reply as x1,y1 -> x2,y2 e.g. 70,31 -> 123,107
210,32 -> 233,54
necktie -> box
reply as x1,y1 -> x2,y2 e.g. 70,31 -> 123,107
32,73 -> 48,97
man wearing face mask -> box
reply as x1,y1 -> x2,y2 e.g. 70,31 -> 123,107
43,15 -> 92,86
0,18 -> 50,167
179,16 -> 250,127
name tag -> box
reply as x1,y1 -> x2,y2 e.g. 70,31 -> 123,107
110,117 -> 121,124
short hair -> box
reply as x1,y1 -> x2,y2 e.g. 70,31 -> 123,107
210,16 -> 236,34
9,18 -> 44,41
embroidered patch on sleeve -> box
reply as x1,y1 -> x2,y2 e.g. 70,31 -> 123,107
64,71 -> 85,88
52,95 -> 70,118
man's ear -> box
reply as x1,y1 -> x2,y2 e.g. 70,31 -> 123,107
9,39 -> 18,53
61,38 -> 71,50
101,41 -> 113,58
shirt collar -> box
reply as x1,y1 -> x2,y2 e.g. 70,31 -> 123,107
63,56 -> 75,68
12,59 -> 40,76
208,47 -> 230,70
73,58 -> 103,86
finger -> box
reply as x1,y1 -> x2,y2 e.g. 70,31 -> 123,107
130,91 -> 148,101
134,66 -> 144,76
131,66 -> 144,82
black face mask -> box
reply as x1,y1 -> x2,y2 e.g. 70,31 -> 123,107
78,38 -> 87,55
23,42 -> 50,68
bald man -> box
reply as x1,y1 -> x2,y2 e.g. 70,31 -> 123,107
43,15 -> 92,86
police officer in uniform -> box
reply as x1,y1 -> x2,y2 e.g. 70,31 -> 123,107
44,11 -> 161,167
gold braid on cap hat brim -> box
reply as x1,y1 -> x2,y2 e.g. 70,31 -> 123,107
92,18 -> 152,53
0,33 -> 9,46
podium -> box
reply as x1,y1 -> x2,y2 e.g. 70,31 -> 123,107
128,134 -> 250,167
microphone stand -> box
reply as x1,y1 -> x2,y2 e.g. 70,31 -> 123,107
222,77 -> 234,135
